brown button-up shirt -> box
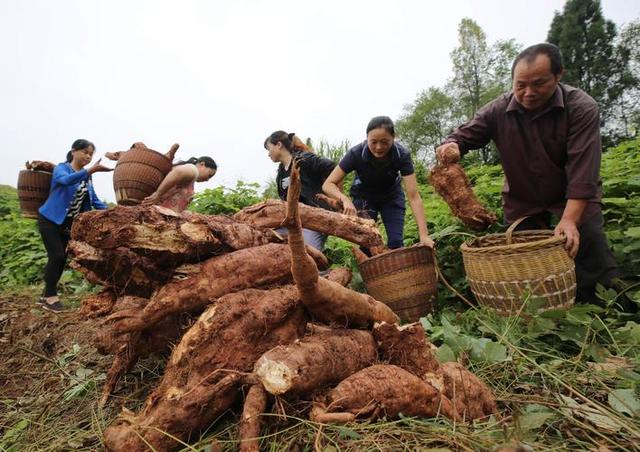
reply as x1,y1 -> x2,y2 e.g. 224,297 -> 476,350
444,83 -> 602,224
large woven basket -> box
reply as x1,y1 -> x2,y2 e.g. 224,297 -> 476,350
461,217 -> 576,316
113,147 -> 172,205
17,170 -> 52,219
358,244 -> 437,323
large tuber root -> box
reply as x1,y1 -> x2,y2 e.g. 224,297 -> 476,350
72,206 -> 280,266
284,162 -> 399,327
373,321 -> 440,377
373,322 -> 497,421
103,285 -> 308,452
426,362 -> 498,421
239,384 -> 269,452
254,327 -> 377,396
109,242 -> 326,333
68,241 -> 173,297
234,199 -> 385,249
430,163 -> 496,230
310,365 -> 459,423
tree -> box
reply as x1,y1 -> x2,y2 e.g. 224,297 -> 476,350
610,20 -> 640,139
397,18 -> 519,165
396,87 -> 460,165
547,0 -> 634,143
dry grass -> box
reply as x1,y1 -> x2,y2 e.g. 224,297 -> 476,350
1,286 -> 639,451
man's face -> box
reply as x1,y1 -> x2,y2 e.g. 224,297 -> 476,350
512,54 -> 562,112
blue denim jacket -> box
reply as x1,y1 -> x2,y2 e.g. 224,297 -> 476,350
38,162 -> 108,225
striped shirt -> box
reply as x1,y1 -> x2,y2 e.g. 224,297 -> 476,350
65,180 -> 89,221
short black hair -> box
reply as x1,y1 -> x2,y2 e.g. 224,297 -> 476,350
366,116 -> 395,136
511,43 -> 564,77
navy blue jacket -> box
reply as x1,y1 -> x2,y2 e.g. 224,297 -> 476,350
39,162 -> 108,225
339,141 -> 414,200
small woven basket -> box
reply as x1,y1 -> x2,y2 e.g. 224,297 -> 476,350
358,244 -> 437,323
17,170 -> 52,219
460,217 -> 576,316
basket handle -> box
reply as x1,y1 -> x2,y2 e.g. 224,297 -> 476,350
505,216 -> 531,245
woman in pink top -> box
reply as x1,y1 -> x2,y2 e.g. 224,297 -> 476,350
141,156 -> 217,212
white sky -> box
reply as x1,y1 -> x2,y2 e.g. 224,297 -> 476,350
1,0 -> 637,202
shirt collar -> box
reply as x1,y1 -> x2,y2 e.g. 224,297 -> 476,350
361,141 -> 401,162
506,85 -> 564,116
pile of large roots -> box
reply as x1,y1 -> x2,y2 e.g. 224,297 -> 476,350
71,165 -> 497,451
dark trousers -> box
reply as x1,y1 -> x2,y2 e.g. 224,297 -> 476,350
354,193 -> 406,249
38,214 -> 72,297
512,211 -> 619,303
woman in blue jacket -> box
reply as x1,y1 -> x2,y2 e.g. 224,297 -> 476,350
37,139 -> 112,312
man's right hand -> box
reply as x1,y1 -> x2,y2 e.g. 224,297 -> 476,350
436,142 -> 461,164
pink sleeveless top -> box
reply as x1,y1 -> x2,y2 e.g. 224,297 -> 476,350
158,164 -> 198,213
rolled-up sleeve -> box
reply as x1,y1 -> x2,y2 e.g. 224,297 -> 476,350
443,103 -> 494,155
565,103 -> 601,199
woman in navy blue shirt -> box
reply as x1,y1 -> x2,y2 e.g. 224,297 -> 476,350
37,139 -> 112,312
322,116 -> 433,250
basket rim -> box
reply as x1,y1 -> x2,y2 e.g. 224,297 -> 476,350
19,169 -> 53,175
460,230 -> 566,254
115,147 -> 172,167
359,243 -> 432,269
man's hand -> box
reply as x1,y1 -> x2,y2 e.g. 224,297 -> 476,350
554,219 -> 580,258
341,197 -> 357,216
435,142 -> 461,164
87,158 -> 114,175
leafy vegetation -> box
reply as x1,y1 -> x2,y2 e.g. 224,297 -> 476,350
1,134 -> 639,451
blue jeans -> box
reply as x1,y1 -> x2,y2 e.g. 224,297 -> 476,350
354,193 -> 406,249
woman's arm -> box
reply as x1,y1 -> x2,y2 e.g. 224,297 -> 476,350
402,174 -> 434,248
88,183 -> 108,210
142,165 -> 198,205
322,166 -> 356,216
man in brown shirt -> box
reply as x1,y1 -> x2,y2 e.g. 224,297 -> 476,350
436,43 -> 618,303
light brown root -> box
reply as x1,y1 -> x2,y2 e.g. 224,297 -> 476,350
430,163 -> 496,230
239,384 -> 269,452
254,328 -> 377,396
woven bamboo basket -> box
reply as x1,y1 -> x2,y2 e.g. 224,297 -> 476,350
460,217 -> 576,316
113,147 -> 172,205
17,170 -> 52,219
358,244 -> 437,323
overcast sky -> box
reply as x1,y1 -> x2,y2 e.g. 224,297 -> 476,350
1,0 -> 638,202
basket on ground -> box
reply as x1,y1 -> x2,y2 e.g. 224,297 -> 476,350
113,147 -> 172,205
358,244 -> 437,323
460,218 -> 576,316
17,170 -> 52,219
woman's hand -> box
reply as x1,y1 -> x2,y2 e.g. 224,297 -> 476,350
87,158 -> 114,175
141,192 -> 160,206
341,197 -> 357,216
419,232 -> 435,249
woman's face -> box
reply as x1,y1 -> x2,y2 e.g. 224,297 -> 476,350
366,128 -> 394,159
72,146 -> 95,167
196,163 -> 216,182
266,141 -> 285,163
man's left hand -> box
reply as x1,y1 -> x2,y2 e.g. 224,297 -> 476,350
554,219 -> 580,258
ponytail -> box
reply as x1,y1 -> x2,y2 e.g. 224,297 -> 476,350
66,151 -> 73,163
265,131 -> 312,153
173,156 -> 217,170
173,157 -> 199,167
